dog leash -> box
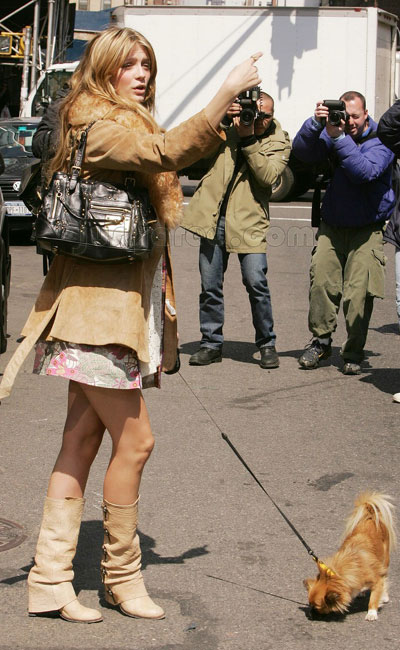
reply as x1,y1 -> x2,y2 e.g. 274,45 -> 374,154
177,369 -> 336,577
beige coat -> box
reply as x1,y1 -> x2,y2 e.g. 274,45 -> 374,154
181,119 -> 291,253
0,95 -> 224,400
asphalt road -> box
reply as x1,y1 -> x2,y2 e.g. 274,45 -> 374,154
1,197 -> 400,650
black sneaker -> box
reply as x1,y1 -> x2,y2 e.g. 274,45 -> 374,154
298,339 -> 332,369
260,346 -> 279,369
189,347 -> 222,366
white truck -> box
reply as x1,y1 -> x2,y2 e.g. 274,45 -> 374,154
112,4 -> 398,199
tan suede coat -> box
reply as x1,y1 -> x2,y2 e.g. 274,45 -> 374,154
0,96 -> 224,399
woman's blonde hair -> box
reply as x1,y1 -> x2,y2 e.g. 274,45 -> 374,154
50,27 -> 159,176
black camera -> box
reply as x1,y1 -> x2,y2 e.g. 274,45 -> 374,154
237,86 -> 261,126
322,100 -> 349,126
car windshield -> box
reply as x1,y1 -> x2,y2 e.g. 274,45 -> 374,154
0,123 -> 37,157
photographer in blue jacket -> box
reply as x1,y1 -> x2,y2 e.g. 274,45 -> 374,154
292,91 -> 395,374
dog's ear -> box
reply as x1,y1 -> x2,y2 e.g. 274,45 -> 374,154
325,591 -> 340,607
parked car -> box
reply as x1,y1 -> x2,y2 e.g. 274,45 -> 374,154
0,183 -> 11,353
0,117 -> 41,235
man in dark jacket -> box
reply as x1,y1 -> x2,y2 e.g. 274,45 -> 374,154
293,91 -> 395,374
377,99 -> 400,401
32,85 -> 69,161
31,86 -> 69,273
377,100 -> 400,331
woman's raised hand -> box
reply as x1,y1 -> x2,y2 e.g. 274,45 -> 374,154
223,52 -> 263,97
204,52 -> 263,130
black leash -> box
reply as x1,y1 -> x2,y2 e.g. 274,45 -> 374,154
177,369 -> 335,575
220,431 -> 317,561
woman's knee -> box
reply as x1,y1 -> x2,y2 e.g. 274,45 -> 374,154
113,427 -> 155,468
135,438 -> 155,469
134,426 -> 155,459
133,428 -> 155,459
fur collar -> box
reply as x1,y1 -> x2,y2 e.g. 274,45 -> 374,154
68,92 -> 182,229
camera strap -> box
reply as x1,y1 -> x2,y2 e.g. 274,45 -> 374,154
311,175 -> 325,228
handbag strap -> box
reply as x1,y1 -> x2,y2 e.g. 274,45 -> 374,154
69,121 -> 96,191
68,120 -> 136,193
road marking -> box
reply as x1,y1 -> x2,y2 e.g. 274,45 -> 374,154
182,200 -> 312,223
271,217 -> 311,222
183,199 -> 310,208
271,204 -> 311,209
182,210 -> 310,224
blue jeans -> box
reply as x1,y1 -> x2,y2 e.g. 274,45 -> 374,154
198,215 -> 276,349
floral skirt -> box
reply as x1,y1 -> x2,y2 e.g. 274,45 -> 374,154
32,257 -> 165,391
33,341 -> 143,390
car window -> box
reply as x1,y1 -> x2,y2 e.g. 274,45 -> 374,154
0,123 -> 37,156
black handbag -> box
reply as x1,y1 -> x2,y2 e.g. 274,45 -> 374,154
33,123 -> 157,263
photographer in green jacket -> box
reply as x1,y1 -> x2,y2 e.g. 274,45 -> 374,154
181,91 -> 291,368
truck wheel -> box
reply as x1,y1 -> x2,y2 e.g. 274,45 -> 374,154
270,166 -> 295,202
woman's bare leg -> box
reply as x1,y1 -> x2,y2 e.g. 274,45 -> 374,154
30,381 -> 105,622
79,385 -> 154,504
78,385 -> 163,618
47,381 -> 105,498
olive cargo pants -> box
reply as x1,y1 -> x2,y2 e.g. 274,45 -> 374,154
308,221 -> 386,363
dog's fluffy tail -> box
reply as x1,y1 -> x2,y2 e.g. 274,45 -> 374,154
343,491 -> 396,552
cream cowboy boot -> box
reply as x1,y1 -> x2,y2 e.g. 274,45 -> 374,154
101,498 -> 165,619
28,497 -> 103,623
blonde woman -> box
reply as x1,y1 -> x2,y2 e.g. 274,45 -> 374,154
0,27 -> 261,623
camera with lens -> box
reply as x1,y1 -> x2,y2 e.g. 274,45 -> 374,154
237,86 -> 261,126
322,100 -> 349,126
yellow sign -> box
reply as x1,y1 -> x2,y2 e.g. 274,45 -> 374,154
0,32 -> 27,58
0,33 -> 12,56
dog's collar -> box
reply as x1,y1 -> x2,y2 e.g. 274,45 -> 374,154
316,559 -> 336,577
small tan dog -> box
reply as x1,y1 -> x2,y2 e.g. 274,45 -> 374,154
304,492 -> 396,621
